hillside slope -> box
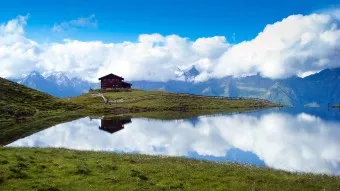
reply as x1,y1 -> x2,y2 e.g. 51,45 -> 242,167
0,76 -> 280,123
10,68 -> 339,106
0,77 -> 81,122
69,89 -> 280,115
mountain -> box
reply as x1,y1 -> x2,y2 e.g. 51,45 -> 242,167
10,71 -> 98,98
6,68 -> 340,106
131,68 -> 340,107
175,66 -> 200,81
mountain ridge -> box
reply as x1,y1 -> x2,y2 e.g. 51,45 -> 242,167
131,67 -> 340,106
10,71 -> 99,98
7,68 -> 340,106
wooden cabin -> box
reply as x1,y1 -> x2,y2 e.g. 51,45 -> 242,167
98,73 -> 132,89
99,118 -> 132,134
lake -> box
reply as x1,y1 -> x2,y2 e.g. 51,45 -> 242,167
7,107 -> 340,175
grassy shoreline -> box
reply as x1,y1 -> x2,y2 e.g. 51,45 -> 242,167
68,89 -> 281,115
0,108 -> 273,146
1,78 -> 281,145
0,113 -> 84,146
0,147 -> 339,191
1,76 -> 281,123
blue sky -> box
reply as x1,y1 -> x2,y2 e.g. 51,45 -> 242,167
1,0 -> 340,81
1,0 -> 339,43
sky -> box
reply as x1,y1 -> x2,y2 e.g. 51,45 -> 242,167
0,0 -> 340,82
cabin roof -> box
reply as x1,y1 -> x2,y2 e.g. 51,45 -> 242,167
98,73 -> 124,80
122,81 -> 132,85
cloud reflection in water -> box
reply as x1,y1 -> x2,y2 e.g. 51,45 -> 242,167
8,111 -> 340,175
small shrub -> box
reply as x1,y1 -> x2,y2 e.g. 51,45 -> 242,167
97,164 -> 118,172
9,166 -> 21,173
8,170 -> 28,179
0,160 -> 9,165
170,182 -> 184,189
131,169 -> 148,181
109,165 -> 118,171
105,177 -> 119,184
37,185 -> 61,191
0,173 -> 5,184
75,164 -> 91,175
15,155 -> 26,162
8,162 -> 29,179
17,162 -> 28,170
39,164 -> 47,169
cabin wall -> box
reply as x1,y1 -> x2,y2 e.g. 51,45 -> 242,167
122,83 -> 132,88
101,78 -> 123,89
99,119 -> 124,134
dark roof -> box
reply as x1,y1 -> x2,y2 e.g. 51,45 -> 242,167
99,118 -> 132,134
122,81 -> 132,85
98,73 -> 124,80
99,126 -> 124,134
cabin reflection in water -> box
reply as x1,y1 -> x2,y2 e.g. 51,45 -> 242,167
99,118 -> 132,134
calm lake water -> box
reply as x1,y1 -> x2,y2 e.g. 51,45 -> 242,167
7,107 -> 340,175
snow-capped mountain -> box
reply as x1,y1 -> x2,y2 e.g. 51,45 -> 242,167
131,68 -> 340,107
175,65 -> 200,82
10,71 -> 98,98
7,68 -> 340,106
45,72 -> 72,87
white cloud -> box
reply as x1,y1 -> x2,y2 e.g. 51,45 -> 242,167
0,14 -> 40,77
52,14 -> 97,32
211,12 -> 340,79
0,10 -> 340,82
192,36 -> 229,58
0,14 -> 28,35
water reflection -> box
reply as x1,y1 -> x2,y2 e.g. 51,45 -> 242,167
7,109 -> 340,175
97,117 -> 132,134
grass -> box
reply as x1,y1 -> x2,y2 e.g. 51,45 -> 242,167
0,147 -> 339,191
2,78 -> 311,190
0,77 -> 82,123
0,77 -> 280,146
69,89 -> 280,114
0,113 -> 83,146
1,77 -> 280,123
124,108 -> 266,120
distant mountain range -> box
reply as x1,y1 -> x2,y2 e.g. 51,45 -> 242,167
131,67 -> 340,107
9,71 -> 98,98
8,67 -> 340,106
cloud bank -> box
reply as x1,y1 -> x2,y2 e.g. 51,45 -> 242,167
1,10 -> 340,82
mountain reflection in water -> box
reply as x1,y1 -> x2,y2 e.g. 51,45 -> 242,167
7,108 -> 340,175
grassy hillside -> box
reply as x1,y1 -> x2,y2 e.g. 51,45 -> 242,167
0,78 -> 279,145
0,77 -> 82,122
0,147 -> 339,191
0,77 -> 279,123
69,89 -> 280,114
